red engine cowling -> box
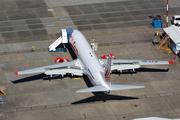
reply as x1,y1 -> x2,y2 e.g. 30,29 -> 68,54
55,58 -> 69,63
101,54 -> 116,59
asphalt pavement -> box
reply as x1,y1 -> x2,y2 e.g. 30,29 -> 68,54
0,0 -> 180,120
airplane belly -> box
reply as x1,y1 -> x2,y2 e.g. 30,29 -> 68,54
87,74 -> 102,86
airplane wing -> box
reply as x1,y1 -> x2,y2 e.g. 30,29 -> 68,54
111,64 -> 141,71
99,55 -> 177,71
111,54 -> 177,65
15,59 -> 84,76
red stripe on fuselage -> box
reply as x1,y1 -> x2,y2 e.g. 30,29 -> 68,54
105,67 -> 110,87
70,34 -> 78,55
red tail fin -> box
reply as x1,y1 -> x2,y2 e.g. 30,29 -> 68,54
104,56 -> 111,87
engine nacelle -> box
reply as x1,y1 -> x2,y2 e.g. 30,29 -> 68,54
101,54 -> 116,59
55,58 -> 69,63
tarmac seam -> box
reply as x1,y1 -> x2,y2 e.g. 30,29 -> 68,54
0,27 -> 50,34
75,19 -> 153,27
0,39 -> 153,56
107,102 -> 119,120
0,37 -> 54,44
70,13 -> 165,21
50,10 -> 63,29
159,92 -> 174,97
84,28 -> 161,36
0,26 -> 159,44
68,7 -> 167,17
0,22 -> 55,29
3,91 -> 180,113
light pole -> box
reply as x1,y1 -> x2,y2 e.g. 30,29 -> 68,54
166,0 -> 168,27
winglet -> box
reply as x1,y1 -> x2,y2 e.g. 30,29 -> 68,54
168,54 -> 177,64
15,72 -> 18,75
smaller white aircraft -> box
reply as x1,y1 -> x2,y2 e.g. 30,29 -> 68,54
133,117 -> 180,120
15,28 -> 177,94
0,61 -> 4,67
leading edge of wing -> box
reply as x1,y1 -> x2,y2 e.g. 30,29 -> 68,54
15,61 -> 74,75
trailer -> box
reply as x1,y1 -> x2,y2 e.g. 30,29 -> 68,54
163,25 -> 180,54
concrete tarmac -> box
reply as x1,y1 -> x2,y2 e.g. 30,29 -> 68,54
0,0 -> 180,120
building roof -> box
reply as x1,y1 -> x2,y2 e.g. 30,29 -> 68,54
163,25 -> 180,44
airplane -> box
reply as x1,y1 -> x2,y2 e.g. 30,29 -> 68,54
15,28 -> 177,94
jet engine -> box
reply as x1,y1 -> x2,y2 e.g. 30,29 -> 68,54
101,54 -> 116,59
55,58 -> 69,63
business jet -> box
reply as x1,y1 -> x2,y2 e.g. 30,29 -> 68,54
15,28 -> 176,93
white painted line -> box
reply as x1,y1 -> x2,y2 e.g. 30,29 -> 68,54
48,25 -> 55,26
48,9 -> 54,11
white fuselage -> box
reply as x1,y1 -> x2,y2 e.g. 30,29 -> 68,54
69,30 -> 109,90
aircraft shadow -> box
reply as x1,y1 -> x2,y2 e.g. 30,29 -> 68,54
11,73 -> 46,84
111,68 -> 169,75
72,67 -> 169,104
72,75 -> 138,104
72,93 -> 138,104
65,43 -> 77,60
11,74 -> 73,84
136,68 -> 169,72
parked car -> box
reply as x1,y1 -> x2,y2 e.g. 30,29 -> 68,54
172,15 -> 180,25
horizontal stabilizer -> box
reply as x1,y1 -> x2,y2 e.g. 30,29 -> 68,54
76,85 -> 108,93
110,84 -> 145,91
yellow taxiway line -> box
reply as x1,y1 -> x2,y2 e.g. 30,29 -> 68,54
63,52 -> 69,59
80,78 -> 86,88
50,28 -> 57,39
175,60 -> 179,65
74,77 -> 86,88
74,77 -> 81,79
50,10 -> 63,29
50,12 -> 71,59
